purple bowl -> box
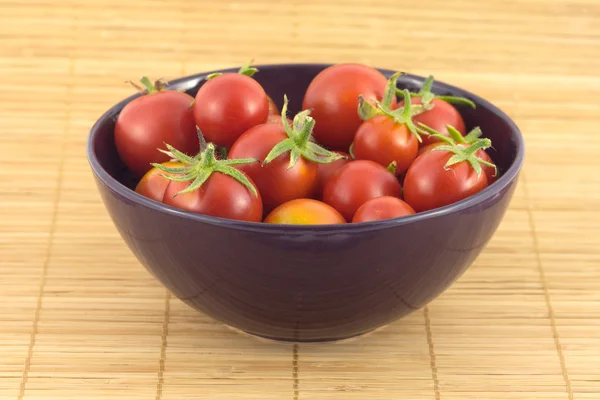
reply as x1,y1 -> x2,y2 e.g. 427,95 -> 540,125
87,63 -> 524,342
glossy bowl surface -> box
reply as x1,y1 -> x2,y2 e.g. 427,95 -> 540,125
87,63 -> 524,342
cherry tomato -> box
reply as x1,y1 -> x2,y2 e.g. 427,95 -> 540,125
402,97 -> 466,146
135,161 -> 185,202
163,172 -> 262,222
264,199 -> 345,225
193,73 -> 269,148
302,63 -> 393,151
314,151 -> 350,198
323,160 -> 402,221
403,147 -> 489,213
353,115 -> 418,175
416,142 -> 497,184
115,87 -> 197,177
352,196 -> 415,223
228,123 -> 318,212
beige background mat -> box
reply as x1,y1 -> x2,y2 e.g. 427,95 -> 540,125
1,0 -> 599,399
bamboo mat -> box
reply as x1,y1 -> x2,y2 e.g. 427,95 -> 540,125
1,0 -> 599,399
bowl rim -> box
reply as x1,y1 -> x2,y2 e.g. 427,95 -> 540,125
87,62 -> 525,234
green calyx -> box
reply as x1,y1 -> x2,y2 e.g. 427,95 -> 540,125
396,75 -> 476,109
206,59 -> 259,80
386,161 -> 397,175
152,128 -> 259,197
263,95 -> 345,168
357,71 -> 433,143
418,123 -> 497,178
127,76 -> 168,94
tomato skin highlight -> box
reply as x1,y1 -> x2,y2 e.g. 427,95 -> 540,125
228,123 -> 319,212
323,160 -> 402,222
352,196 -> 415,223
404,97 -> 466,146
353,115 -> 418,175
264,199 -> 346,225
403,149 -> 489,213
115,91 -> 197,177
135,161 -> 185,202
302,63 -> 394,151
193,73 -> 269,148
162,172 -> 263,222
314,151 -> 350,198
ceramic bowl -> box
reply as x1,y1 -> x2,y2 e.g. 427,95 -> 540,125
87,63 -> 525,342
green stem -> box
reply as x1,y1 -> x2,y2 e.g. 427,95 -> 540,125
387,161 -> 397,175
127,76 -> 169,94
152,137 -> 259,197
237,59 -> 258,77
395,75 -> 476,109
263,95 -> 343,168
206,60 -> 259,80
417,122 -> 485,147
418,123 -> 497,178
381,71 -> 403,109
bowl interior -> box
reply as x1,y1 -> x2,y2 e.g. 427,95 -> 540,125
90,63 -> 522,216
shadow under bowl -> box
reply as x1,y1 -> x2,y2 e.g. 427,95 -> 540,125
87,63 -> 525,342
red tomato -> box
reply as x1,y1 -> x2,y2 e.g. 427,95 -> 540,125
353,115 -> 418,175
323,160 -> 402,221
264,199 -> 345,225
228,123 -> 318,212
162,172 -> 262,222
193,73 -> 269,148
403,147 -> 489,213
315,151 -> 350,198
352,196 -> 415,222
115,89 -> 197,177
403,97 -> 466,146
135,161 -> 185,202
416,134 -> 498,184
302,63 -> 394,150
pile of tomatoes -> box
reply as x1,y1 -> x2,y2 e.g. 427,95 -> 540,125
114,62 -> 498,225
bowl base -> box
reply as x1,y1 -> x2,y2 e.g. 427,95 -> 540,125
223,323 -> 388,344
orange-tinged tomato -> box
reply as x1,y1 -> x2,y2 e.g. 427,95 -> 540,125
264,199 -> 346,225
135,161 -> 185,202
353,115 -> 418,176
